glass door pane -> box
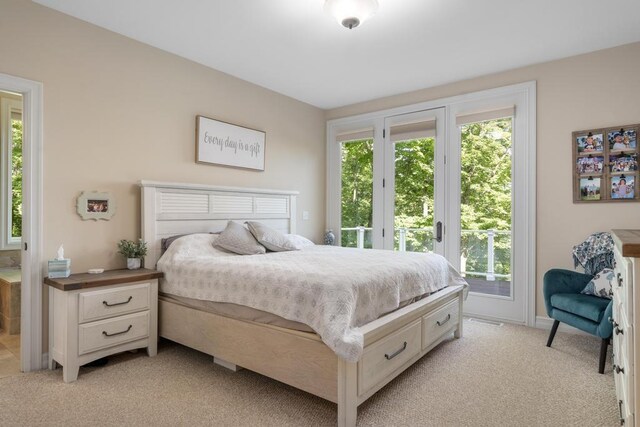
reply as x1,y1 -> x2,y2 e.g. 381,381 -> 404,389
340,138 -> 374,248
393,137 -> 435,252
384,108 -> 445,255
459,118 -> 513,297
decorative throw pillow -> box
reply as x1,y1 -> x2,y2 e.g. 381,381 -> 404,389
581,268 -> 615,299
245,221 -> 299,252
214,221 -> 266,255
285,234 -> 315,248
161,232 -> 220,252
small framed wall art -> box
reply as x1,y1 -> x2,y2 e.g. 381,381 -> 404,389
573,124 -> 639,203
76,191 -> 116,220
195,115 -> 266,171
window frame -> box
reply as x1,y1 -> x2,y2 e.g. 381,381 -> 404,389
0,95 -> 22,250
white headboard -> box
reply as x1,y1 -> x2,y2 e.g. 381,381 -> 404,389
139,180 -> 298,268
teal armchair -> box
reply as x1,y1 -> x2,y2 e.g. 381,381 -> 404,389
543,268 -> 613,374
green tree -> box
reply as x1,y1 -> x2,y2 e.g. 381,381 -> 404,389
460,119 -> 512,276
340,139 -> 373,247
11,119 -> 22,238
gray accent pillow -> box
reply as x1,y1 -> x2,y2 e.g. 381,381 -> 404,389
214,221 -> 266,255
246,221 -> 299,252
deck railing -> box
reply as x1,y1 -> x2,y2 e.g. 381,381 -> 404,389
340,227 -> 511,281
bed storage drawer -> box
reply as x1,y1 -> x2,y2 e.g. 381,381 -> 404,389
79,282 -> 150,323
78,311 -> 149,355
358,320 -> 421,394
422,298 -> 459,351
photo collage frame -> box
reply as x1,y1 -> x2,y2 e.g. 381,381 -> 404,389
573,124 -> 639,203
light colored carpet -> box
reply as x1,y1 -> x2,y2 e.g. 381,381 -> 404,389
0,320 -> 617,426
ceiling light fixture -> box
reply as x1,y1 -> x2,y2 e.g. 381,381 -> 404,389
324,0 -> 379,29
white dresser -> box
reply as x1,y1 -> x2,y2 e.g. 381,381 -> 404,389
612,230 -> 640,426
46,269 -> 162,382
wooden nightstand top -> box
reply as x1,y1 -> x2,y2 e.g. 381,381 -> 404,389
45,268 -> 163,291
612,229 -> 640,258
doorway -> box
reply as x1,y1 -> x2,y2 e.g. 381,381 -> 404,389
327,82 -> 536,325
0,72 -> 44,373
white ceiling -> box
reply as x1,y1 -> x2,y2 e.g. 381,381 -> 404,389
34,0 -> 640,109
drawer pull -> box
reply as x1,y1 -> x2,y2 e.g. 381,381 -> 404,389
384,341 -> 407,360
619,399 -> 625,425
103,296 -> 133,307
617,273 -> 623,287
436,314 -> 451,326
613,364 -> 625,375
102,324 -> 133,337
615,327 -> 624,335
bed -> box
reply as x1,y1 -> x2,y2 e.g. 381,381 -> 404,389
140,180 -> 467,427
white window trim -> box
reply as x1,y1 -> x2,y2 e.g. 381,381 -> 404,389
0,96 -> 22,249
326,81 -> 536,327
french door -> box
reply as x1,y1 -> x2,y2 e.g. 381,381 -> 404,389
328,84 -> 535,325
382,108 -> 446,255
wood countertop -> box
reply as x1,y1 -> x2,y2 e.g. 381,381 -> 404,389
45,268 -> 163,291
612,229 -> 640,258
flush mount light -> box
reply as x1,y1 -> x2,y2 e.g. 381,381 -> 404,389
324,0 -> 379,29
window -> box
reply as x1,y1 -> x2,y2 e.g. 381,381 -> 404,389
0,93 -> 22,249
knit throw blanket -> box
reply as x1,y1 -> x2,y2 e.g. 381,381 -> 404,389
572,232 -> 614,276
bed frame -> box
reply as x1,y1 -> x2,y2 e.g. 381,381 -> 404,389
140,180 -> 465,427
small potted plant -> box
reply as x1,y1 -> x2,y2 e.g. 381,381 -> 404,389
117,239 -> 148,270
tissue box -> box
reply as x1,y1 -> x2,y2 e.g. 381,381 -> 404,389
48,259 -> 71,278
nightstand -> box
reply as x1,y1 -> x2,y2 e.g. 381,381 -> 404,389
45,269 -> 163,382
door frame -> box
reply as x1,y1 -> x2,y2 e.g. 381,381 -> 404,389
446,88 -> 536,324
0,72 -> 44,371
326,81 -> 536,326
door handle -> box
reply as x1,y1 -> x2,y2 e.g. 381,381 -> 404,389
435,221 -> 443,243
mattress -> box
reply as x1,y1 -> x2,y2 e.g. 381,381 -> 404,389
157,233 -> 467,362
160,293 -> 315,332
160,292 -> 430,334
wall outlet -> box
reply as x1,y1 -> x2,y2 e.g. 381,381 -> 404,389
302,211 -> 309,220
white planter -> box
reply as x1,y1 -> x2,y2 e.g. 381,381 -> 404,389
127,258 -> 141,270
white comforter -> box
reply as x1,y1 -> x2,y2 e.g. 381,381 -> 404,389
157,234 -> 467,362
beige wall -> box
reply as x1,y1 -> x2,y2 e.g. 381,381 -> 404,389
328,42 -> 640,317
0,0 -> 326,275
1,0 -> 638,349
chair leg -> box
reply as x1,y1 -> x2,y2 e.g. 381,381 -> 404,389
599,338 -> 609,374
546,320 -> 560,347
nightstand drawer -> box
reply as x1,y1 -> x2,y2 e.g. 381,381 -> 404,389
79,282 -> 150,323
78,311 -> 149,355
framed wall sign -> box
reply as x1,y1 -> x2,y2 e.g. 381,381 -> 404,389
196,115 -> 266,171
573,123 -> 639,203
76,191 -> 116,220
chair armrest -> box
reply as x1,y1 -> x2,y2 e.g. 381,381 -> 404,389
543,269 -> 593,317
596,300 -> 614,339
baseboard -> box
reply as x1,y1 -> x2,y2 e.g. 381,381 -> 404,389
535,316 -> 589,336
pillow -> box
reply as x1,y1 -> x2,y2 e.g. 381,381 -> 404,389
214,221 -> 266,255
245,221 -> 299,252
285,234 -> 315,248
581,268 -> 615,299
161,232 -> 219,252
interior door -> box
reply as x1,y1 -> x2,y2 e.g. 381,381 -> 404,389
383,108 -> 446,255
